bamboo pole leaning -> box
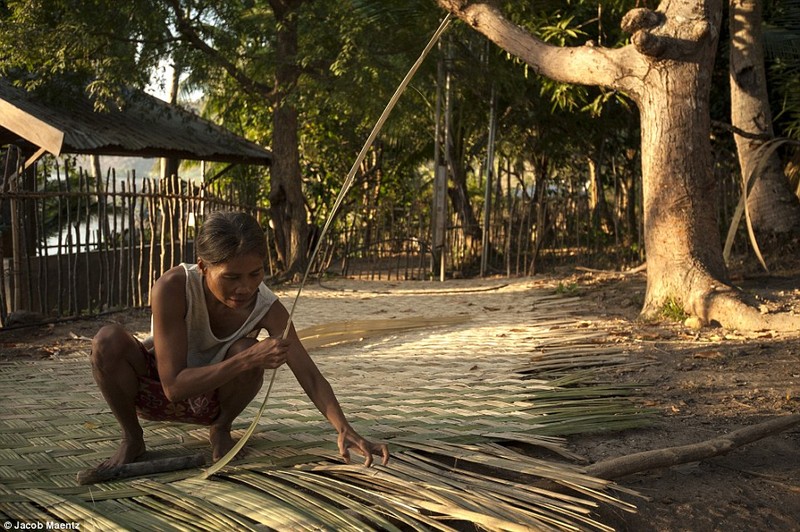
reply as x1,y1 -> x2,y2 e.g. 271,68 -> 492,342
203,14 -> 454,479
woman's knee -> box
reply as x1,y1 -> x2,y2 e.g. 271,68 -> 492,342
91,324 -> 140,370
92,324 -> 127,354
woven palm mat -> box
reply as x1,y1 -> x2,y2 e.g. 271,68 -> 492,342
0,279 -> 651,531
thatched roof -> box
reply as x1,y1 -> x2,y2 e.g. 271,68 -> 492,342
0,79 -> 272,165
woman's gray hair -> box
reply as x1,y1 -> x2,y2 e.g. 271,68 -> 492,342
195,211 -> 268,265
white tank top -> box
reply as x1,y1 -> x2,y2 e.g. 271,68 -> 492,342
142,263 -> 278,367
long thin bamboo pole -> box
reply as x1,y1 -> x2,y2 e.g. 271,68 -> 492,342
64,159 -> 77,316
100,169 -> 111,310
159,179 -> 167,278
55,161 -> 64,317
136,177 -> 145,307
203,14 -> 452,478
82,169 -> 91,312
72,177 -> 83,316
111,171 -> 119,308
127,175 -> 136,306
35,164 -> 45,314
147,178 -> 157,304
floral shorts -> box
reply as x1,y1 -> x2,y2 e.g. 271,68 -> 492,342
134,342 -> 221,425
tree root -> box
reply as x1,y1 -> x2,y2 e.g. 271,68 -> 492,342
586,413 -> 800,480
695,286 -> 800,332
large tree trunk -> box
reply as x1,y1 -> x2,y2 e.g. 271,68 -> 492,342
171,0 -> 309,277
729,0 -> 800,237
635,29 -> 728,318
268,0 -> 309,277
435,0 -> 799,331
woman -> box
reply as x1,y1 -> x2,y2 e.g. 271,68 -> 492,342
91,211 -> 389,469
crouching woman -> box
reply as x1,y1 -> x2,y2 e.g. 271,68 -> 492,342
91,210 -> 389,469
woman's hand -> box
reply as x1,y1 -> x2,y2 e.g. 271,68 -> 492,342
244,337 -> 290,370
337,425 -> 390,467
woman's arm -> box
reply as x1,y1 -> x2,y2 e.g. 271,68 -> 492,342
263,302 -> 390,466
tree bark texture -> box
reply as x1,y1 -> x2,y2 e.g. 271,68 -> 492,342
436,0 -> 797,330
634,10 -> 727,319
268,0 -> 309,276
729,0 -> 800,236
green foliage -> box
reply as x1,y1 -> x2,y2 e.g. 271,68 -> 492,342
555,281 -> 579,295
500,1 -> 637,114
764,0 -> 800,139
4,0 -> 797,282
0,0 -> 171,108
660,297 -> 689,322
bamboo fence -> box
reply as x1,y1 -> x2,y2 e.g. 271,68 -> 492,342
0,156 -> 269,325
1,149 -> 746,326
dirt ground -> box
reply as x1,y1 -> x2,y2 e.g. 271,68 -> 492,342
567,268 -> 800,532
1,266 -> 798,531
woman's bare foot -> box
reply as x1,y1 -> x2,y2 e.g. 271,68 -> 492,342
98,437 -> 146,469
209,425 -> 236,462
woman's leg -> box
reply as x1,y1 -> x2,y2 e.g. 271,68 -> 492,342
91,324 -> 148,467
209,337 -> 265,461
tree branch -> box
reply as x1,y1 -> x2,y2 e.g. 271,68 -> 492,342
622,7 -> 717,60
77,453 -> 206,485
435,1 -> 645,94
712,119 -> 772,141
586,413 -> 800,480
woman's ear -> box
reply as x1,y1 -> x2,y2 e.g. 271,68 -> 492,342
197,258 -> 207,274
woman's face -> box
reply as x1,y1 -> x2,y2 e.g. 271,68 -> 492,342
199,252 -> 265,310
